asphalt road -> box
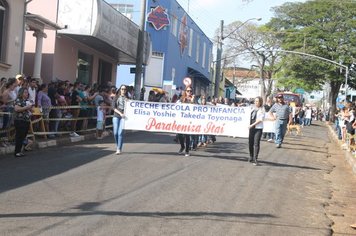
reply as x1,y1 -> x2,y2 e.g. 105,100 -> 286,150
0,121 -> 355,236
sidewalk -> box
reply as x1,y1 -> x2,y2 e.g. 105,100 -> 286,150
327,122 -> 356,175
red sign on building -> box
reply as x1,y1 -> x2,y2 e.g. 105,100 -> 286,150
147,6 -> 170,31
178,14 -> 188,55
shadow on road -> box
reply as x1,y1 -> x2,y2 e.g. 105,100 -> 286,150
0,146 -> 112,194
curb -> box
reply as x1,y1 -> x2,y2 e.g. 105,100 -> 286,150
0,130 -> 139,156
0,132 -> 97,156
327,123 -> 356,175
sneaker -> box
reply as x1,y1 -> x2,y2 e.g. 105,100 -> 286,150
15,153 -> 25,157
70,132 -> 80,137
116,149 -> 121,155
185,152 -> 190,157
253,160 -> 258,166
267,139 -> 273,142
276,144 -> 281,148
178,147 -> 184,154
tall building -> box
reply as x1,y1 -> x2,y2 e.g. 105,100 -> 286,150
145,0 -> 213,98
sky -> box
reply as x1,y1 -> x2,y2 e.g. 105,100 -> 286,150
109,0 -> 306,38
175,0 -> 306,39
107,0 -> 305,86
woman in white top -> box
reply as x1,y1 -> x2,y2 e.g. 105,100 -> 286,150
248,96 -> 265,165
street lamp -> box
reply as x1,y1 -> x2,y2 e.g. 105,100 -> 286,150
214,17 -> 262,97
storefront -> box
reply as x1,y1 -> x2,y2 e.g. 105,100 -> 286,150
23,0 -> 150,85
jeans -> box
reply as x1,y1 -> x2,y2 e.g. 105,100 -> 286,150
249,128 -> 262,161
198,135 -> 207,143
304,118 -> 311,126
299,117 -> 304,126
275,119 -> 288,145
178,134 -> 190,153
113,116 -> 124,151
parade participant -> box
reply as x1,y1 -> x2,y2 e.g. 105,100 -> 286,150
269,94 -> 292,148
197,96 -> 208,147
262,97 -> 274,142
177,86 -> 195,156
13,88 -> 33,157
112,85 -> 128,155
248,96 -> 265,165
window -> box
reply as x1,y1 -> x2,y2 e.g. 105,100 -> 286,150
202,42 -> 206,68
98,59 -> 112,86
171,16 -> 178,37
0,0 -> 8,63
195,35 -> 200,63
208,48 -> 212,73
77,51 -> 93,85
152,51 -> 164,57
188,28 -> 193,57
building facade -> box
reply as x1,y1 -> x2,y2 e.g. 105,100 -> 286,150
145,0 -> 213,97
22,0 -> 149,86
224,67 -> 263,99
0,0 -> 25,78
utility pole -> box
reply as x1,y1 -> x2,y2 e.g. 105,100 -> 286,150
20,0 -> 33,74
213,18 -> 261,98
214,20 -> 224,98
134,0 -> 146,100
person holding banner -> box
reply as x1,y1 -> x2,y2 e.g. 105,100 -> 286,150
177,86 -> 195,156
248,96 -> 265,165
269,94 -> 292,148
112,85 -> 128,155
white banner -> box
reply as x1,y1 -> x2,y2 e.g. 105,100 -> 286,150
262,113 -> 277,133
124,101 -> 251,138
262,120 -> 277,133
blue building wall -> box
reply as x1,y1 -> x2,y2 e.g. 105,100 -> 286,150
146,0 -> 213,96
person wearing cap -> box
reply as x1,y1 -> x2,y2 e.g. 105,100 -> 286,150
269,94 -> 292,148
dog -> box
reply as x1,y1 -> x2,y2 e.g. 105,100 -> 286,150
287,124 -> 302,136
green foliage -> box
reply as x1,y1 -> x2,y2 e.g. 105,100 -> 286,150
268,0 -> 356,90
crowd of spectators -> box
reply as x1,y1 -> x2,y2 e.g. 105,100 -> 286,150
0,74 -> 137,148
334,100 -> 356,154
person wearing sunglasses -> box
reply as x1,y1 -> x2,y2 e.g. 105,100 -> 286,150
269,94 -> 292,148
112,85 -> 128,155
177,86 -> 196,156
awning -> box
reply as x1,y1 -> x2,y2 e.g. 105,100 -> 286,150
187,67 -> 211,84
57,0 -> 151,65
26,13 -> 64,31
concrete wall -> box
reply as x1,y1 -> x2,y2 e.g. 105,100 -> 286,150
0,0 -> 25,78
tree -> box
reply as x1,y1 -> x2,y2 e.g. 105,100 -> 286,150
223,21 -> 283,101
268,0 -> 356,121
